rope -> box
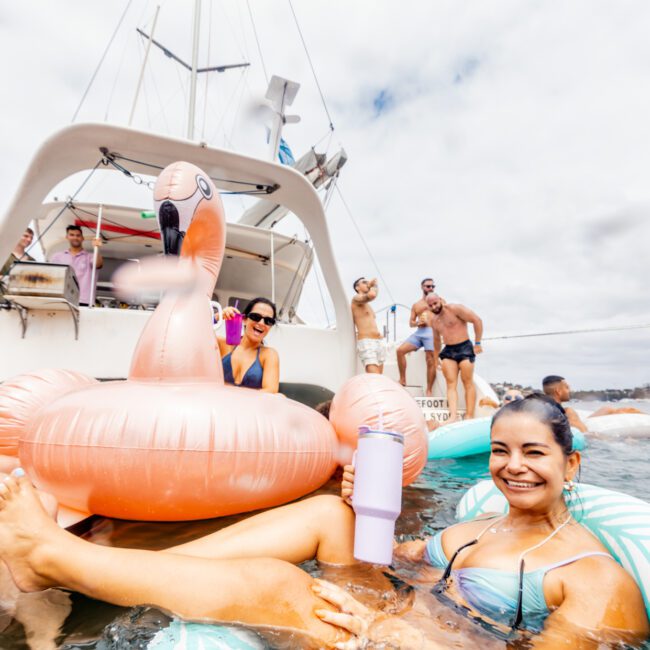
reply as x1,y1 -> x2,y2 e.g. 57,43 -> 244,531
246,0 -> 269,85
334,185 -> 395,303
287,0 -> 334,131
71,0 -> 134,122
27,160 -> 105,255
484,323 -> 650,341
104,152 -> 277,192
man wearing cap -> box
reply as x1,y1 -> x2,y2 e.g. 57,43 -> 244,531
397,278 -> 439,396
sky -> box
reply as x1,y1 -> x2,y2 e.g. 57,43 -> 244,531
1,1 -> 649,390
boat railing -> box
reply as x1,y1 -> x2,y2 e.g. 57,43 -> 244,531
375,303 -> 411,342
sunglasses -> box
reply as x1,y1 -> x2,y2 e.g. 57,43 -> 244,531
246,312 -> 276,327
423,284 -> 435,289
503,394 -> 523,402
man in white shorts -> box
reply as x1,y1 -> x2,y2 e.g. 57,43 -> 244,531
350,277 -> 386,373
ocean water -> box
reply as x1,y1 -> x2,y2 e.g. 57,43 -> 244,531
0,400 -> 648,649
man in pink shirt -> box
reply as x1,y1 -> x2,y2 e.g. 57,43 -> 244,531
50,225 -> 103,306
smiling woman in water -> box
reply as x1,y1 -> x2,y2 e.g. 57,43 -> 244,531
217,297 -> 280,393
0,395 -> 646,648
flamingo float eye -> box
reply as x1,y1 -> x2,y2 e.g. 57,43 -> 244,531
197,175 -> 212,200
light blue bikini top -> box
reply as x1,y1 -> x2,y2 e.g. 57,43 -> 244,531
425,524 -> 612,632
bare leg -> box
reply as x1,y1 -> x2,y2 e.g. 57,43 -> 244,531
424,351 -> 436,396
0,474 -> 344,647
165,494 -> 356,565
442,360 -> 460,422
396,343 -> 417,386
459,360 -> 476,419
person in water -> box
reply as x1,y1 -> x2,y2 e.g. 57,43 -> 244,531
426,293 -> 483,421
0,395 -> 646,648
350,277 -> 386,374
217,297 -> 279,393
543,374 -> 642,429
542,375 -> 588,432
396,278 -> 440,395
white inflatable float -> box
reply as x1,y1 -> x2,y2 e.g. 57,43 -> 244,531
575,408 -> 650,438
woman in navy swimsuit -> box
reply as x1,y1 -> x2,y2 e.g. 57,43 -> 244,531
217,297 -> 280,393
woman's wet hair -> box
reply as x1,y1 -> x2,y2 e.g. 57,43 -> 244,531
244,297 -> 277,320
491,393 -> 574,456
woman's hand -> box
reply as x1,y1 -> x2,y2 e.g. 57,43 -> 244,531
312,579 -> 426,649
221,306 -> 240,321
341,464 -> 354,505
312,579 -> 376,648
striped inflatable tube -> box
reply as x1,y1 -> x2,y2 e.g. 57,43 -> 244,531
456,480 -> 650,617
148,620 -> 263,649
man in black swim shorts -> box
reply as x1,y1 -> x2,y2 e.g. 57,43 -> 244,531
426,294 -> 483,422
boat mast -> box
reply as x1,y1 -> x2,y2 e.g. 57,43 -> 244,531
187,0 -> 201,140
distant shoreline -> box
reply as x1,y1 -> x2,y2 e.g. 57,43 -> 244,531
492,382 -> 650,402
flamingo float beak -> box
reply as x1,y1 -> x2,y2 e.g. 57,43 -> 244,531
159,200 -> 185,256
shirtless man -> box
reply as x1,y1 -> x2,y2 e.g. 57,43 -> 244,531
397,278 -> 440,395
426,293 -> 483,421
351,277 -> 385,374
543,375 -> 642,428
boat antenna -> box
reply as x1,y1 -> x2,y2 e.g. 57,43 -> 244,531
264,76 -> 301,162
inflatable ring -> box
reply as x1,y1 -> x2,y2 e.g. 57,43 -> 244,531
428,417 -> 586,459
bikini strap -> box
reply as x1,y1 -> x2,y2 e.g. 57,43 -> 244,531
438,514 -> 507,583
541,551 -> 613,574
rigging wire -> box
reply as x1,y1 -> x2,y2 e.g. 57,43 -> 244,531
484,323 -> 650,341
302,226 -> 331,327
334,184 -> 395,304
71,0 -> 134,122
104,15 -> 133,121
286,0 -> 334,131
246,0 -> 269,85
27,160 -> 105,255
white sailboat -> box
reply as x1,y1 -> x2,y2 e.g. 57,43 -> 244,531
0,2 -> 496,416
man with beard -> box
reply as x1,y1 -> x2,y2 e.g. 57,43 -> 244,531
426,293 -> 483,421
397,278 -> 439,396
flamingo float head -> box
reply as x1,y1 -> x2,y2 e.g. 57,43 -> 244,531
154,162 -> 226,288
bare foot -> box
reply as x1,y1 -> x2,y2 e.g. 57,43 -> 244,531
0,472 -> 58,521
425,390 -> 433,397
0,471 -> 61,592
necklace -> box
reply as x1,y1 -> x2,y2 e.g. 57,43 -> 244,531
489,514 -> 571,534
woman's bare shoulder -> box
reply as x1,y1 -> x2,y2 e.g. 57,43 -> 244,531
260,345 -> 279,361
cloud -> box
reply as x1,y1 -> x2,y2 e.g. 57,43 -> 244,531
1,0 -> 649,389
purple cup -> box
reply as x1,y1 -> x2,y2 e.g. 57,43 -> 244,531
225,313 -> 244,345
352,426 -> 404,565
